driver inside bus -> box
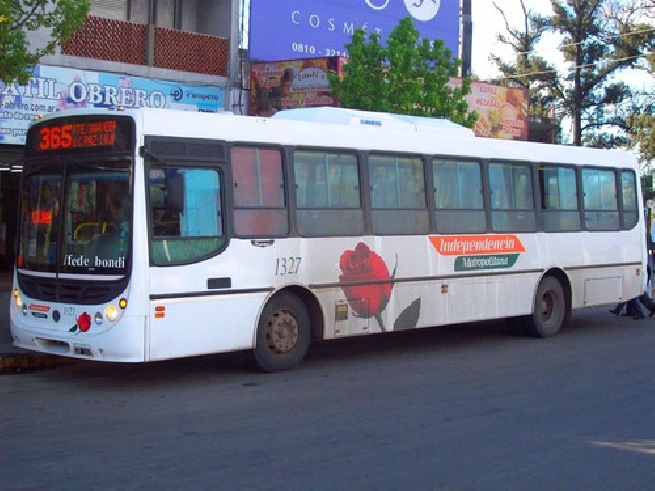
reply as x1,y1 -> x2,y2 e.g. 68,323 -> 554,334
90,181 -> 130,261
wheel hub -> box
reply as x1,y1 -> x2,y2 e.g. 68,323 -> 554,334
266,310 -> 299,354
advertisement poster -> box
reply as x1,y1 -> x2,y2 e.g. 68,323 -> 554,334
249,0 -> 460,62
0,65 -> 225,145
449,79 -> 529,140
249,57 -> 341,116
467,81 -> 529,141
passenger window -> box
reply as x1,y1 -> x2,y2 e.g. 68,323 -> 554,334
538,165 -> 580,232
488,162 -> 536,232
149,165 -> 225,265
621,170 -> 638,230
432,159 -> 485,233
293,150 -> 364,236
369,154 -> 428,234
232,146 -> 288,236
582,168 -> 619,230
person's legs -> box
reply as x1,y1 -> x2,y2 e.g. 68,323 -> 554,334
610,302 -> 626,315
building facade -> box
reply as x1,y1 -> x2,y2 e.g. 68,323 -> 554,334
0,0 -> 242,266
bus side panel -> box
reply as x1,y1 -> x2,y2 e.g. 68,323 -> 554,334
146,294 -> 263,361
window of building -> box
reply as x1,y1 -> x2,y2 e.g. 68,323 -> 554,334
90,0 -> 129,20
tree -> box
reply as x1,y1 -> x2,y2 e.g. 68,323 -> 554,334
0,0 -> 90,84
490,0 -> 654,146
625,46 -> 654,166
551,0 -> 653,146
490,0 -> 556,118
329,17 -> 477,128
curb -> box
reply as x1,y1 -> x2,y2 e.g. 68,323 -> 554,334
0,351 -> 77,374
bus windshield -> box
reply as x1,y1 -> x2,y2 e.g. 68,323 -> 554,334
18,164 -> 132,275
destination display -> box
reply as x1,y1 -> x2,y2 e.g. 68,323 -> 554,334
25,116 -> 134,156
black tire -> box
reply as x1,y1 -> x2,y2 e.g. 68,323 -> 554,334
523,276 -> 565,338
253,292 -> 311,372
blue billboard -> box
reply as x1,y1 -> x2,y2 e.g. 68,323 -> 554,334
249,0 -> 461,61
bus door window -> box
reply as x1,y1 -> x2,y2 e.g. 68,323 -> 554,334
539,165 -> 580,232
368,154 -> 428,235
582,168 -> 619,230
488,162 -> 536,233
232,146 -> 288,236
293,150 -> 364,236
149,165 -> 225,265
432,159 -> 485,234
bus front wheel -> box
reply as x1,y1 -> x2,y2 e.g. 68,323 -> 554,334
253,292 -> 311,372
524,276 -> 565,338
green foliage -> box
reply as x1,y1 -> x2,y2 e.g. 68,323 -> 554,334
491,0 -> 654,148
0,0 -> 90,84
627,112 -> 654,166
547,0 -> 654,146
626,46 -> 655,166
489,0 -> 557,118
329,17 -> 477,128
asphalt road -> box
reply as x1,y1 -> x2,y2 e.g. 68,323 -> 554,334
1,307 -> 654,490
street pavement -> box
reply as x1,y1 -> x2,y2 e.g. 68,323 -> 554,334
0,269 -> 76,373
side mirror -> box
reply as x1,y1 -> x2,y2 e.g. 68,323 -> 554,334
165,173 -> 184,213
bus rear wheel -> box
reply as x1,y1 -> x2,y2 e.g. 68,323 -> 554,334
524,276 -> 565,337
253,292 -> 311,372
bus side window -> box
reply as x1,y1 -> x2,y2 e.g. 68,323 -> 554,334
232,146 -> 289,237
488,162 -> 536,233
621,170 -> 638,230
539,165 -> 580,232
369,154 -> 428,235
582,168 -> 619,231
432,159 -> 485,234
293,150 -> 364,236
149,166 -> 225,265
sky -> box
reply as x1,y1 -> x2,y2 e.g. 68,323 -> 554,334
471,0 -> 653,88
471,0 -> 556,79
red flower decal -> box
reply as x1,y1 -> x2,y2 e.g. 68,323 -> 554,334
339,242 -> 393,325
77,312 -> 92,332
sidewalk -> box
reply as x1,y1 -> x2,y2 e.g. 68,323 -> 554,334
0,270 -> 76,373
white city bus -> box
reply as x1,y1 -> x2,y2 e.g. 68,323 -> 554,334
10,106 -> 646,371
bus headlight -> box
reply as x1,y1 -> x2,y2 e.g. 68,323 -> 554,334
105,304 -> 119,323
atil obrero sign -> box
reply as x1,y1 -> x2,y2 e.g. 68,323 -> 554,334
0,65 -> 224,145
249,0 -> 460,61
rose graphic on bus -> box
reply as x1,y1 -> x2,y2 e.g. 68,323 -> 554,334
339,242 -> 393,324
339,242 -> 421,331
69,312 -> 92,333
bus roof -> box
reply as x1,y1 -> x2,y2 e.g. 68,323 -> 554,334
271,107 -> 475,138
29,107 -> 639,169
